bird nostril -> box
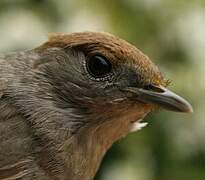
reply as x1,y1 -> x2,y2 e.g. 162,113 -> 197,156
143,84 -> 165,93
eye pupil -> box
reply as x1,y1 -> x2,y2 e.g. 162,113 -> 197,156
87,55 -> 112,78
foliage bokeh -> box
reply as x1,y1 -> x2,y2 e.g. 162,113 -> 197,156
0,0 -> 204,179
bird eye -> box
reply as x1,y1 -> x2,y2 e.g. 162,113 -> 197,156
87,55 -> 112,78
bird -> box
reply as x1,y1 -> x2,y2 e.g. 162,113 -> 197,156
0,32 -> 192,180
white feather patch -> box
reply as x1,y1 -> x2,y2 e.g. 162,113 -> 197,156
129,120 -> 148,132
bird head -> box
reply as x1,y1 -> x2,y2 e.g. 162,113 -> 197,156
35,32 -> 192,135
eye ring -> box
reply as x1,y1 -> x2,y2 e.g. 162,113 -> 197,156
86,54 -> 112,79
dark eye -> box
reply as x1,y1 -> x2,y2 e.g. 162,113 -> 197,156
87,55 -> 112,78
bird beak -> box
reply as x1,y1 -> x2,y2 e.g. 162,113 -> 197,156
124,85 -> 193,113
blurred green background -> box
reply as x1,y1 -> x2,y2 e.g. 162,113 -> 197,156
0,0 -> 204,179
